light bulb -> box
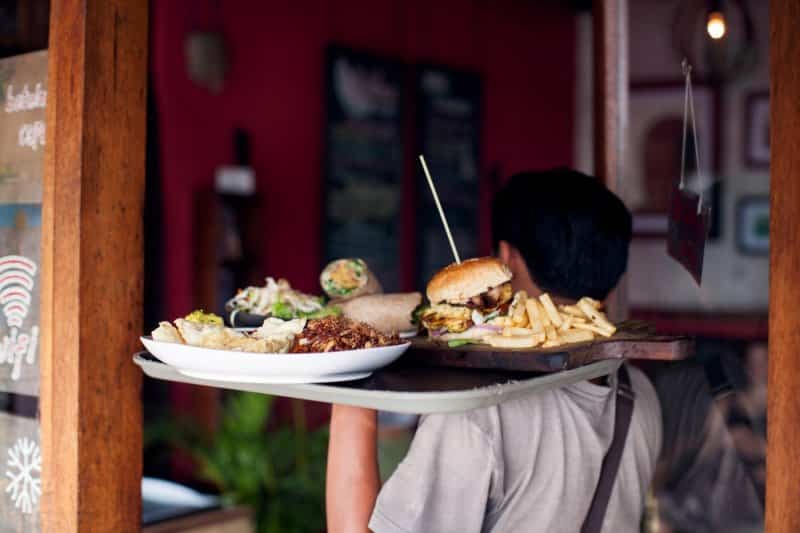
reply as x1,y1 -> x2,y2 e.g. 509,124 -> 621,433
707,11 -> 726,40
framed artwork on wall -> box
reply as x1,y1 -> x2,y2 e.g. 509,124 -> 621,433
744,90 -> 769,169
736,195 -> 769,256
626,81 -> 721,239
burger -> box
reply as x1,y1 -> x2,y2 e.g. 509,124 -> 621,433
418,257 -> 515,340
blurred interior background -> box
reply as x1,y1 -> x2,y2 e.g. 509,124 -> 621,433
0,0 -> 769,531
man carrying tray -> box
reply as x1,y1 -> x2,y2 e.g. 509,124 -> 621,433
326,168 -> 662,533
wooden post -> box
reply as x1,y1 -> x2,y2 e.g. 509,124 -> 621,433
40,0 -> 148,531
593,0 -> 629,320
766,1 -> 800,532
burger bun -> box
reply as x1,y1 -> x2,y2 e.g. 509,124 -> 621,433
426,257 -> 512,304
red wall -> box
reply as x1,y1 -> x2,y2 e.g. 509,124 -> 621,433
151,0 -> 576,319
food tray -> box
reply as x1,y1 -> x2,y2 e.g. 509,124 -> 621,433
134,352 -> 623,414
402,321 -> 693,372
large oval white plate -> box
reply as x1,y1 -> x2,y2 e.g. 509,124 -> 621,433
140,337 -> 410,384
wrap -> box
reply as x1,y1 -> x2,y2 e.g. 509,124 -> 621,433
320,258 -> 382,301
337,292 -> 422,334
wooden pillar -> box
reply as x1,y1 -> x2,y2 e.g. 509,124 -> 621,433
40,0 -> 148,531
593,0 -> 629,320
766,1 -> 800,532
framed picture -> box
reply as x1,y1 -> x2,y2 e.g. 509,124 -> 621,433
736,196 -> 769,256
626,81 -> 719,238
744,90 -> 769,169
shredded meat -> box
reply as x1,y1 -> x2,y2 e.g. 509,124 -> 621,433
464,282 -> 513,311
290,316 -> 401,353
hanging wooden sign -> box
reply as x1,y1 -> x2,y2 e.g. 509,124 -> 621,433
666,61 -> 710,285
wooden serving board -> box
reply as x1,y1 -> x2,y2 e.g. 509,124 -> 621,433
402,321 -> 694,373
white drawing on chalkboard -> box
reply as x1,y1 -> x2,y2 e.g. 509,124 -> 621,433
18,121 -> 46,151
4,437 -> 41,515
4,84 -> 47,113
0,256 -> 39,381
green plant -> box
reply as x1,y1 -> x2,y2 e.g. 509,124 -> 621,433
146,393 -> 328,533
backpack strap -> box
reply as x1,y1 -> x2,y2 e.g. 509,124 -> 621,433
581,365 -> 635,533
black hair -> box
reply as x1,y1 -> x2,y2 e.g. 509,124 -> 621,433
492,168 -> 632,300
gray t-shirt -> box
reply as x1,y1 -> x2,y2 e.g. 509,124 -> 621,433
369,365 -> 662,533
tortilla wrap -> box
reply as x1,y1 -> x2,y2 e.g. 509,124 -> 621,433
337,292 -> 422,334
320,258 -> 383,301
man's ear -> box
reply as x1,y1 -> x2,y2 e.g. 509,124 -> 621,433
498,240 -> 513,265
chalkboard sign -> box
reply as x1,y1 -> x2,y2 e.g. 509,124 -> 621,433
0,50 -> 46,531
415,66 -> 482,286
323,46 -> 404,291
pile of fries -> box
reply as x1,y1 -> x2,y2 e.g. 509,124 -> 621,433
482,292 -> 617,349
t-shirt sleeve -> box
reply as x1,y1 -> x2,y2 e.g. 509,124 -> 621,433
368,413 -> 500,533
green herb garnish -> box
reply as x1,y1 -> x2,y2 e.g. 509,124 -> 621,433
298,306 -> 342,319
448,339 -> 478,348
411,303 -> 430,326
269,301 -> 295,320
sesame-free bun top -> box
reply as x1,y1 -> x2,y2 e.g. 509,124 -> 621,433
426,257 -> 513,304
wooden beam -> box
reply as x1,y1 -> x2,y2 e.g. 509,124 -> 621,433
593,0 -> 629,321
40,1 -> 148,531
766,1 -> 800,532
593,0 -> 628,191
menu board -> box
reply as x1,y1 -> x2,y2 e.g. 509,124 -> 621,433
323,46 -> 404,291
415,66 -> 482,286
0,50 -> 46,531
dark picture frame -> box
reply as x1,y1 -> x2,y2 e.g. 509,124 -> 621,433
626,81 -> 721,239
744,90 -> 770,169
736,195 -> 769,256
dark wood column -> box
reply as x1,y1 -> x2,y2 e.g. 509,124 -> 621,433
766,1 -> 800,532
593,0 -> 629,320
40,0 -> 148,531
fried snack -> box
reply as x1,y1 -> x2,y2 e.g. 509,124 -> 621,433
174,318 -> 237,349
290,316 -> 400,353
503,327 -> 535,336
573,322 -> 615,338
483,334 -> 545,349
558,315 -> 575,332
539,293 -> 563,327
577,298 -> 616,335
508,291 -> 529,327
152,322 -> 183,344
525,299 -> 544,334
560,304 -> 586,318
559,329 -> 595,344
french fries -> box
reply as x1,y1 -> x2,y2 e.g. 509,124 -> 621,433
539,293 -> 563,327
510,291 -> 529,326
445,289 -> 616,351
483,333 -> 546,349
576,298 -> 616,336
559,329 -> 595,344
498,292 -> 617,349
503,326 -> 535,336
524,299 -> 544,334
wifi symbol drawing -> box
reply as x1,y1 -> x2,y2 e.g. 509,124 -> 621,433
0,255 -> 36,329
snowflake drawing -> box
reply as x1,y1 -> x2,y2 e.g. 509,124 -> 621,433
5,437 -> 41,514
